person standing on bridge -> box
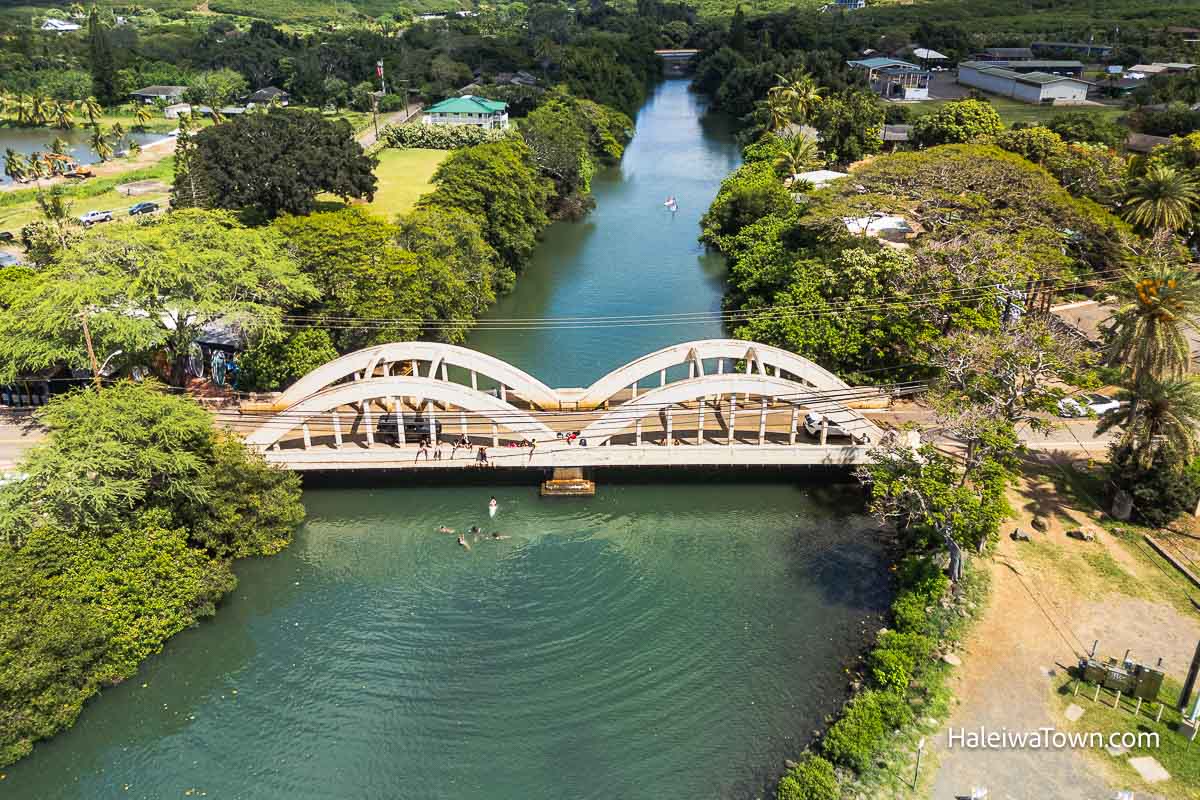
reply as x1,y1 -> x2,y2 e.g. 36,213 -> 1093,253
476,445 -> 488,466
416,438 -> 429,462
528,438 -> 537,463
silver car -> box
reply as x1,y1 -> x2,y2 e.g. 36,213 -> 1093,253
803,411 -> 853,439
1057,393 -> 1123,418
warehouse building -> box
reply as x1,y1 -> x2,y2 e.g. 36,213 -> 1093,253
956,61 -> 1092,104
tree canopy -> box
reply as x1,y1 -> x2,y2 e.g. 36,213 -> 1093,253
0,209 -> 316,385
189,108 -> 378,219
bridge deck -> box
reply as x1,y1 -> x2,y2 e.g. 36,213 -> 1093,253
262,441 -> 872,471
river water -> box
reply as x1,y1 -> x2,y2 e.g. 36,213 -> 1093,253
0,127 -> 166,186
5,81 -> 891,800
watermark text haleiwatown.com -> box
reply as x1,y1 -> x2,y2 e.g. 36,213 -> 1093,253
947,727 -> 1159,750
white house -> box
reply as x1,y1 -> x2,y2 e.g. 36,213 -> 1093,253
130,85 -> 188,104
40,18 -> 81,32
422,95 -> 509,129
956,61 -> 1091,105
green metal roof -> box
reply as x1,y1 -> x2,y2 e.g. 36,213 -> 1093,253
425,95 -> 508,114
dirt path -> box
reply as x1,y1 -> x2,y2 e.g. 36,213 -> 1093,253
929,457 -> 1200,799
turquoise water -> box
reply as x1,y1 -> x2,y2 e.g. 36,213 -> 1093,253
6,483 -> 889,799
3,80 -> 892,799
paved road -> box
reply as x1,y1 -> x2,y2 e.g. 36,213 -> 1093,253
357,102 -> 423,150
0,411 -> 43,471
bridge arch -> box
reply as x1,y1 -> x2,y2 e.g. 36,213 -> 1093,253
270,342 -> 560,410
577,374 -> 881,445
244,376 -> 555,450
574,339 -> 860,410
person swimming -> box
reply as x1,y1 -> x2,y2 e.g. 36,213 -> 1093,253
470,525 -> 481,535
437,525 -> 455,534
457,534 -> 470,549
490,531 -> 510,540
489,496 -> 498,508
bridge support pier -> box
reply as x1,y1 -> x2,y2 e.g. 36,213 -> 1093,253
364,405 -> 375,447
491,423 -> 499,448
666,407 -> 673,445
332,412 -> 342,449
541,467 -> 595,497
789,406 -> 798,446
635,418 -> 642,446
759,398 -> 767,445
697,399 -> 706,445
302,423 -> 311,450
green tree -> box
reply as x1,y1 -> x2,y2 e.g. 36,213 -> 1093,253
1121,164 -> 1199,233
1046,111 -> 1126,148
420,139 -> 551,273
767,70 -> 823,124
0,210 -> 316,385
699,159 -> 793,252
911,99 -> 1003,147
190,109 -> 377,219
808,90 -> 884,166
521,94 -> 595,207
238,328 -> 340,392
1106,244 -> 1200,385
186,69 -> 250,110
86,6 -> 116,103
774,133 -> 822,178
1100,377 -> 1200,468
170,114 -> 206,209
3,149 -> 28,183
994,126 -> 1067,165
89,123 -> 113,162
81,95 -> 103,126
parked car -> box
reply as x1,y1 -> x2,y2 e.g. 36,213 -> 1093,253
376,413 -> 444,443
79,210 -> 113,226
0,231 -> 14,242
1057,393 -> 1123,418
803,411 -> 853,439
128,201 -> 159,216
0,252 -> 22,267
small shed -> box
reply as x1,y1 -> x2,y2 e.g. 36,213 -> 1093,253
163,102 -> 192,119
246,86 -> 290,106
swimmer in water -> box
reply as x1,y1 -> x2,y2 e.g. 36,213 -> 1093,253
489,496 -> 497,508
457,534 -> 470,549
470,525 -> 481,535
437,526 -> 455,534
491,531 -> 510,540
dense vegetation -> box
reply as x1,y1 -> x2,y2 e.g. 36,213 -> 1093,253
0,381 -> 305,767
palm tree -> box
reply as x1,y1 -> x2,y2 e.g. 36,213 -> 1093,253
774,134 -> 822,179
3,149 -> 29,183
1106,254 -> 1200,385
53,100 -> 75,130
767,70 -> 823,124
133,103 -> 152,129
29,94 -> 51,126
82,96 -> 103,126
15,94 -> 33,125
1100,376 -> 1200,467
90,124 -> 113,162
1121,164 -> 1200,233
764,94 -> 794,133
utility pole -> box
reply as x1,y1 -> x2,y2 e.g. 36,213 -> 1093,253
79,308 -> 101,389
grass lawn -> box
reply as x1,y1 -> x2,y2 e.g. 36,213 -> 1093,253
0,158 -> 174,234
363,148 -> 448,217
903,98 -> 1128,127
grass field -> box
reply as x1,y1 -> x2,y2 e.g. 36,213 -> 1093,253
0,158 -> 174,235
903,97 -> 1128,127
363,148 -> 448,217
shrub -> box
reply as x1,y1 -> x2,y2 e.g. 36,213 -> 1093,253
891,591 -> 927,633
896,556 -> 950,602
776,754 -> 838,800
994,126 -> 1067,165
1108,444 -> 1200,527
912,99 -> 1003,147
822,690 -> 894,770
878,630 -> 935,663
238,328 -> 339,392
381,122 -> 511,150
869,646 -> 915,692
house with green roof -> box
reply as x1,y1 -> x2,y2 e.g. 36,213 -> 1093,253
422,95 -> 509,129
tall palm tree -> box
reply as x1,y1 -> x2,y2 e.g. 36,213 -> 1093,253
52,100 -> 75,130
1121,164 -> 1200,233
81,96 -> 103,126
774,134 -> 822,178
3,149 -> 29,183
132,103 -> 152,129
1107,256 -> 1200,385
1100,376 -> 1200,467
29,94 -> 51,126
764,94 -> 794,133
767,70 -> 823,124
90,124 -> 113,162
15,94 -> 33,125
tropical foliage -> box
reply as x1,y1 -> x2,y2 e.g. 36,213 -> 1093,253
0,382 -> 304,767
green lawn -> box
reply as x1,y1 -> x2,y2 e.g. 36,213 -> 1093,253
363,148 -> 448,217
0,158 -> 174,234
903,97 -> 1128,127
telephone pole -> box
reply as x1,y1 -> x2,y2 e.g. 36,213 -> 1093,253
79,308 -> 102,389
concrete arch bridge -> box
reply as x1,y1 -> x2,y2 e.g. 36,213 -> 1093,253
240,339 -> 887,471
